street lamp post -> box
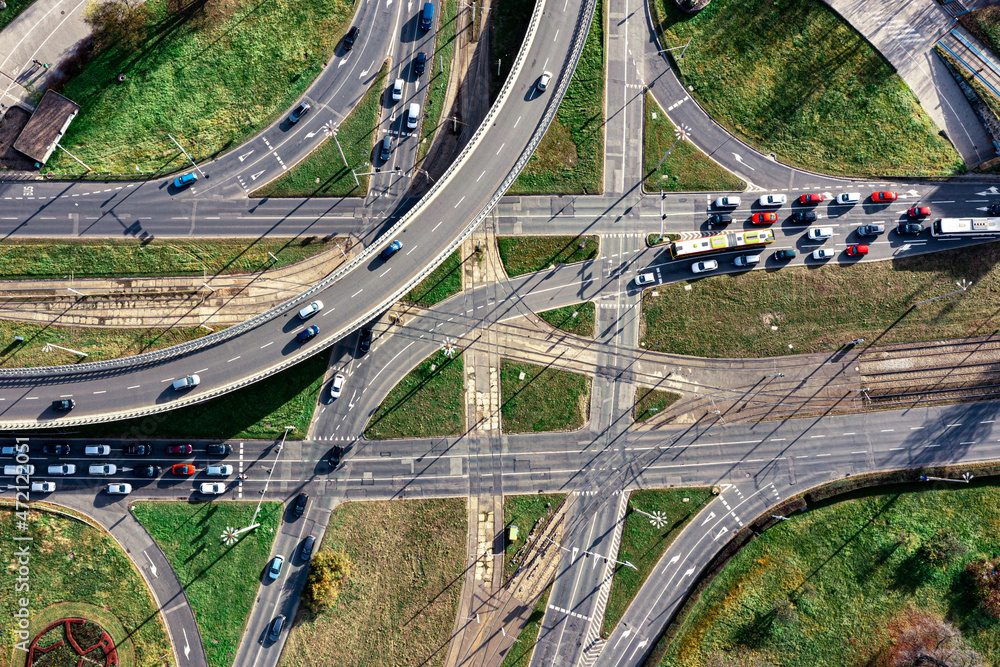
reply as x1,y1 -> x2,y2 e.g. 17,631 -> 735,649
167,134 -> 204,177
655,127 -> 689,171
42,343 -> 88,358
921,473 -> 973,484
224,426 -> 294,543
913,279 -> 971,307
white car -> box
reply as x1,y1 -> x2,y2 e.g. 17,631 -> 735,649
298,300 -> 323,319
836,192 -> 861,205
48,464 -> 76,475
391,78 -> 403,102
3,464 -> 34,476
330,373 -> 345,399
200,482 -> 226,495
807,227 -> 834,240
537,71 -> 552,91
692,259 -> 719,274
758,194 -> 787,207
31,481 -> 55,493
812,248 -> 836,260
206,464 -> 233,477
634,272 -> 656,286
84,444 -> 110,456
105,483 -> 132,495
714,196 -> 740,208
172,374 -> 200,391
89,464 -> 117,476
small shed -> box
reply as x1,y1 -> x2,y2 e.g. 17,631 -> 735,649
508,524 -> 519,542
13,90 -> 81,164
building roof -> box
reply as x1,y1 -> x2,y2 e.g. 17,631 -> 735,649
13,90 -> 81,164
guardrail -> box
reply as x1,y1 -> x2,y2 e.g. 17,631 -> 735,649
0,0 -> 600,428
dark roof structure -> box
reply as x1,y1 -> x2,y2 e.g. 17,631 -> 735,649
13,90 -> 80,164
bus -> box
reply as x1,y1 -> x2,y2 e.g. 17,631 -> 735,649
671,228 -> 776,258
931,217 -> 1000,238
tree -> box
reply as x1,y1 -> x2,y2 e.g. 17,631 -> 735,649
919,530 -> 967,566
84,0 -> 151,52
966,557 -> 1000,618
884,610 -> 985,667
303,551 -> 353,613
705,646 -> 774,667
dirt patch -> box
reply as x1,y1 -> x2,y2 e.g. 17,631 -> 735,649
0,107 -> 39,171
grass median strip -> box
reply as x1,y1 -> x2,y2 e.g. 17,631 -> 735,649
641,242 -> 1000,357
282,498 -> 467,667
537,302 -> 595,337
659,485 -> 1000,666
133,501 -> 282,667
0,238 -> 334,279
497,235 -> 599,278
499,585 -> 551,667
0,503 -> 172,664
416,0 -> 459,163
254,63 -> 388,197
403,249 -> 463,307
364,349 -> 465,439
633,388 -> 681,423
649,0 -> 963,177
500,360 -> 590,433
503,493 -> 566,584
643,92 -> 745,192
509,0 -> 605,194
602,488 -> 712,638
43,349 -> 330,440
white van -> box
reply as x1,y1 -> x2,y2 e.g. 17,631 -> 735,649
89,464 -> 117,476
172,375 -> 200,391
4,464 -> 34,476
406,103 -> 420,130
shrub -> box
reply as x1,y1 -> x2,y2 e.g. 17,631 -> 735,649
883,610 -> 985,667
967,557 -> 1000,618
919,529 -> 968,566
303,551 -> 353,613
84,0 -> 150,52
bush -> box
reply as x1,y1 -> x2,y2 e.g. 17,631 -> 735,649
919,529 -> 968,566
303,551 -> 353,613
84,0 -> 150,51
884,610 -> 985,667
967,557 -> 1000,618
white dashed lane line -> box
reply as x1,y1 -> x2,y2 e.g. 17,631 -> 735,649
351,289 -> 363,298
127,385 -> 140,390
261,342 -> 274,349
161,378 -> 175,383
228,356 -> 241,363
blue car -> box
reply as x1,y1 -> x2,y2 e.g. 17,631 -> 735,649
289,102 -> 310,123
380,240 -> 403,261
173,172 -> 197,188
296,325 -> 319,343
267,555 -> 284,580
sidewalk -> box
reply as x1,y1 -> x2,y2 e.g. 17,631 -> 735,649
0,0 -> 98,111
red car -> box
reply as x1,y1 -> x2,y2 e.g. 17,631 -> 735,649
871,191 -> 897,203
908,206 -> 930,218
799,193 -> 824,205
846,245 -> 869,256
167,444 -> 193,455
171,464 -> 195,476
751,212 -> 778,225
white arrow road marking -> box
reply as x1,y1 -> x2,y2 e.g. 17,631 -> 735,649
713,526 -> 729,541
717,483 -> 733,492
668,555 -> 680,566
338,56 -> 350,68
238,150 -> 254,162
977,186 -> 1000,196
360,60 -> 374,78
681,567 -> 695,579
700,511 -> 717,526
572,546 -> 579,562
905,189 -> 920,197
306,130 -> 319,138
144,551 -> 157,577
732,153 -> 755,170
250,170 -> 266,181
613,629 -> 632,649
629,639 -> 649,661
183,628 -> 191,659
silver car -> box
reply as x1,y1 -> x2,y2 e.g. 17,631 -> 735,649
298,300 -> 323,320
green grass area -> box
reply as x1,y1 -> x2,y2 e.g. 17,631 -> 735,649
0,321 -> 211,368
603,489 -> 713,638
537,302 -> 595,337
509,0 -> 605,194
489,0 -> 535,101
416,0 -> 459,163
46,349 -> 330,440
633,388 -> 681,422
254,63 -> 387,197
404,249 -> 463,307
648,0 -> 963,177
0,238 -> 334,279
659,485 -> 1000,666
281,498 -> 467,667
643,92 -> 746,192
134,501 -> 282,667
499,585 -> 551,667
0,0 -> 34,32
48,0 -> 357,174
364,350 -> 465,439
0,503 -> 171,664
496,235 -> 599,278
641,242 -> 1000,357
646,233 -> 679,247
960,7 -> 1000,63
500,360 -> 590,433
503,494 -> 566,583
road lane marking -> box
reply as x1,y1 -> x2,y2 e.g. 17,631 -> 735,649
432,221 -> 443,231
881,429 -> 894,432
260,342 -> 273,348
161,378 -> 175,383
380,267 -> 392,277
351,289 -> 363,298
228,356 -> 241,363
496,143 -> 505,155
93,391 -> 106,394
127,385 -> 140,390
454,196 -> 465,208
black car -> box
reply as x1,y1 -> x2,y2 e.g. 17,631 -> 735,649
297,325 -> 320,343
773,249 -> 796,261
288,102 -> 310,124
292,492 -> 308,518
707,213 -> 732,227
899,222 -> 924,235
329,445 -> 344,468
52,399 -> 75,411
135,465 -> 160,478
207,444 -> 232,457
123,444 -> 152,456
791,211 -> 818,224
42,444 -> 70,456
359,328 -> 372,353
989,204 -> 1000,216
344,26 -> 359,51
414,51 -> 426,75
268,615 -> 285,642
301,535 -> 316,561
